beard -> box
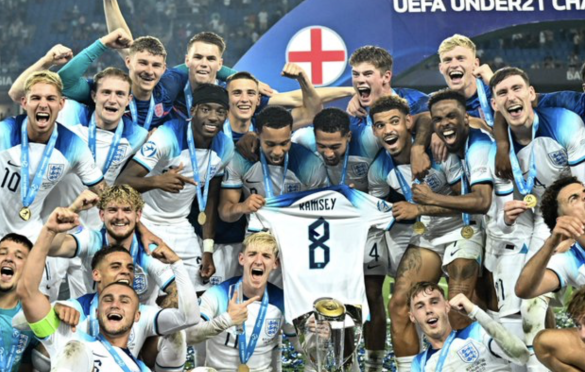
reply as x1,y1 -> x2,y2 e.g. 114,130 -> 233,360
97,316 -> 134,337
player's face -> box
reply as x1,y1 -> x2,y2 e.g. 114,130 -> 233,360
259,126 -> 292,165
439,46 -> 479,94
431,99 -> 469,154
0,241 -> 29,293
21,83 -> 64,139
186,42 -> 223,85
351,62 -> 391,108
99,201 -> 141,241
239,244 -> 278,290
315,130 -> 350,167
409,289 -> 451,341
125,51 -> 166,94
92,77 -> 132,128
372,109 -> 412,157
227,79 -> 260,122
191,103 -> 228,140
557,183 -> 585,222
98,284 -> 140,336
93,252 -> 135,289
491,74 -> 535,129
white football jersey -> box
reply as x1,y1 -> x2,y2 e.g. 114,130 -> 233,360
132,119 -> 234,224
248,185 -> 394,323
0,116 -> 103,242
548,241 -> 585,289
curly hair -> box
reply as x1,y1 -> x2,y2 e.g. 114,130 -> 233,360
98,184 -> 144,212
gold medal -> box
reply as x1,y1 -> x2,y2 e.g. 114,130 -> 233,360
238,364 -> 250,372
19,207 -> 31,221
461,226 -> 474,239
197,211 -> 207,225
523,194 -> 537,209
413,221 -> 427,235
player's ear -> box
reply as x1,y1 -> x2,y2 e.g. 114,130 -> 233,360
490,97 -> 497,112
408,310 -> 415,324
238,252 -> 245,266
92,269 -> 101,283
134,309 -> 141,323
99,210 -> 106,223
405,114 -> 413,131
382,70 -> 392,86
135,209 -> 142,223
91,90 -> 97,103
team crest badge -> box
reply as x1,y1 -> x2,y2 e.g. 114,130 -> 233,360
284,183 -> 301,193
425,173 -> 440,191
377,200 -> 392,213
141,141 -> 157,158
264,318 -> 280,338
47,164 -> 64,182
133,265 -> 148,295
548,150 -> 568,167
457,341 -> 480,363
112,145 -> 128,164
154,103 -> 164,118
210,276 -> 222,286
350,162 -> 369,178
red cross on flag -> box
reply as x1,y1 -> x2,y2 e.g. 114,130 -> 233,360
286,26 -> 347,87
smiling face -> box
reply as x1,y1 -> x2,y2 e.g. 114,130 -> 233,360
491,74 -> 535,130
191,102 -> 228,142
439,46 -> 479,97
315,130 -> 351,167
186,41 -> 223,85
97,283 -> 140,337
92,76 -> 132,129
0,240 -> 30,294
372,109 -> 412,157
431,99 -> 469,154
21,83 -> 64,141
99,201 -> 141,242
239,242 -> 278,292
408,288 -> 451,342
93,251 -> 135,290
351,62 -> 391,108
227,78 -> 260,122
125,51 -> 166,96
259,126 -> 292,165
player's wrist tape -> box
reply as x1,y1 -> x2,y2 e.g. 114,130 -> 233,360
467,305 -> 480,320
29,308 -> 61,338
203,239 -> 215,253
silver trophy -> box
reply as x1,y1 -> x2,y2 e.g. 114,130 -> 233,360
294,298 -> 362,371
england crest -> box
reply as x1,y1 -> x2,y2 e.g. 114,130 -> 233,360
154,103 -> 164,118
548,150 -> 568,167
133,265 -> 148,295
350,162 -> 369,178
264,318 -> 280,338
47,164 -> 64,182
457,341 -> 480,363
112,145 -> 128,164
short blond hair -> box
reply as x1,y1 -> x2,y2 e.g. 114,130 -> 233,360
98,184 -> 144,212
242,232 -> 279,257
24,71 -> 63,96
438,34 -> 476,59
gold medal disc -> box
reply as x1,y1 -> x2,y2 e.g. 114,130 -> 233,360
523,194 -> 538,209
238,364 -> 250,372
413,221 -> 427,235
19,207 -> 31,221
461,226 -> 474,240
198,211 -> 207,225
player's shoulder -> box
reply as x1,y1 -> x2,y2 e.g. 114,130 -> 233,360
211,131 -> 235,159
537,107 -> 583,136
288,142 -> 322,168
74,293 -> 96,317
266,282 -> 285,314
292,127 -> 317,152
467,128 -> 493,149
121,116 -> 148,144
455,321 -> 483,341
393,87 -> 430,113
0,115 -> 22,150
54,122 -> 90,158
369,148 -> 393,175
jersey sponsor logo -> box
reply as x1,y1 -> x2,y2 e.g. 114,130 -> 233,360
7,160 -> 20,168
286,26 -> 347,87
377,200 -> 392,213
141,141 -> 158,158
47,164 -> 64,182
349,162 -> 369,178
547,150 -> 568,167
112,145 -> 128,164
284,182 -> 301,193
245,177 -> 261,184
133,265 -> 148,295
154,103 -> 164,118
366,263 -> 380,270
264,318 -> 280,338
457,341 -> 480,363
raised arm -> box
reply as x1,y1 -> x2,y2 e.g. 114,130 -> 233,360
218,187 -> 265,223
278,63 -> 322,130
103,0 -> 134,59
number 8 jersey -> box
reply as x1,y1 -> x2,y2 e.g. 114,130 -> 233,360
248,185 -> 394,323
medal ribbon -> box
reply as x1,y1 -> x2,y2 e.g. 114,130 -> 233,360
20,118 -> 58,209
187,123 -> 214,216
388,152 -> 423,225
420,330 -> 457,372
460,137 -> 475,227
0,327 -> 22,372
237,278 -> 269,366
129,95 -> 155,130
89,293 -> 99,337
97,334 -> 141,372
260,151 -> 289,198
508,114 -> 539,196
326,146 -> 350,186
88,114 -> 125,174
476,78 -> 494,127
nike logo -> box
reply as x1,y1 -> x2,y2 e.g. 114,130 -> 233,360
450,249 -> 461,257
245,178 -> 261,184
7,160 -> 20,168
367,264 -> 380,269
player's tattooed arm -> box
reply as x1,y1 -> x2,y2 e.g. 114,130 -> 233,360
159,282 -> 178,309
89,180 -> 108,197
410,112 -> 434,181
8,44 -> 73,103
413,182 -> 492,215
103,0 -> 134,59
280,63 -> 323,131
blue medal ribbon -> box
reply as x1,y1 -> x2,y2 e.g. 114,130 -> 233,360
89,293 -> 99,337
420,330 -> 457,372
508,114 -> 539,196
184,81 -> 193,116
88,115 -> 125,175
187,123 -> 214,215
326,146 -> 350,186
0,327 -> 23,372
460,137 -> 474,227
129,95 -> 155,131
260,151 -> 289,198
97,334 -> 141,372
237,278 -> 269,366
476,78 -> 494,127
20,118 -> 58,210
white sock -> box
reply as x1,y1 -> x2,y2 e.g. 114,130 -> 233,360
364,350 -> 385,371
395,355 -> 415,372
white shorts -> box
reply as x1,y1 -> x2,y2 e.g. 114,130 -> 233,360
385,223 -> 413,277
363,230 -> 390,276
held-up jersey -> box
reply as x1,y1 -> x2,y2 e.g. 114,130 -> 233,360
248,185 -> 394,322
0,116 -> 103,242
368,149 -> 464,244
0,302 -> 38,372
547,241 -> 585,289
412,322 -> 513,372
132,119 -> 234,224
292,123 -> 379,192
70,227 -> 175,304
221,143 -> 328,198
200,277 -> 294,372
